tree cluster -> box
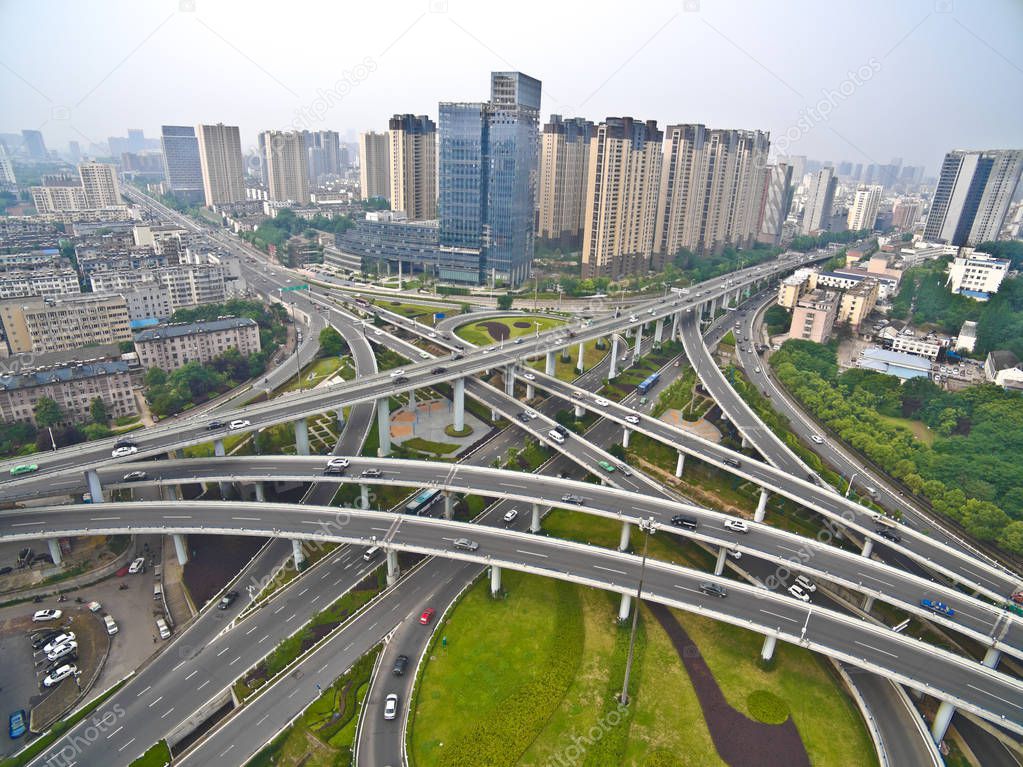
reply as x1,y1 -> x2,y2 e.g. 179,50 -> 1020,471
144,347 -> 269,417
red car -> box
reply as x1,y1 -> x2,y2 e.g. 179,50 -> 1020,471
419,608 -> 435,625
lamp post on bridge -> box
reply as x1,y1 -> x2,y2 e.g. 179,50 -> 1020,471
619,516 -> 656,706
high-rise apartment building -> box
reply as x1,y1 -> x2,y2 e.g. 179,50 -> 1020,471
438,72 -> 541,285
388,114 -> 437,221
846,184 -> 883,231
924,149 -> 1023,247
653,125 -> 770,265
196,124 -> 245,207
305,130 -> 341,183
20,129 -> 47,160
891,198 -> 923,230
537,115 -> 594,244
581,117 -> 663,279
160,126 -> 204,203
0,145 -> 16,187
79,162 -> 121,208
801,167 -> 838,234
757,163 -> 794,245
260,130 -> 310,204
359,132 -> 390,201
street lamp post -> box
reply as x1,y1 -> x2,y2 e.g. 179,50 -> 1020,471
845,472 -> 859,498
619,516 -> 656,706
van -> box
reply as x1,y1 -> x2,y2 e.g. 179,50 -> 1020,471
548,430 -> 565,445
103,615 -> 119,635
153,583 -> 163,602
363,546 -> 381,562
155,618 -> 171,640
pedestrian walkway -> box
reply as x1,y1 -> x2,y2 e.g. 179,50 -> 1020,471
660,409 -> 723,442
391,398 -> 485,456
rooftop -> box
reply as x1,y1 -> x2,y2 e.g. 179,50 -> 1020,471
0,360 -> 130,391
133,316 -> 257,342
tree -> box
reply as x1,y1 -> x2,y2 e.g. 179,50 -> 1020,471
318,326 -> 347,358
89,397 -> 109,425
497,293 -> 514,310
34,397 -> 63,428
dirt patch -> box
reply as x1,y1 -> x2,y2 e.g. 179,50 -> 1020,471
479,321 -> 510,341
183,534 -> 267,608
512,321 -> 532,329
648,604 -> 809,767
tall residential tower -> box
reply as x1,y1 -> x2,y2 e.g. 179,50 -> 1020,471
537,115 -> 594,245
160,126 -> 204,203
196,123 -> 245,207
801,167 -> 838,235
359,132 -> 390,201
260,130 -> 310,204
388,114 -> 437,221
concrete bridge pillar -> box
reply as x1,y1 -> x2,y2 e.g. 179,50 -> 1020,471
754,489 -> 769,523
617,592 -> 632,622
632,325 -> 643,365
254,482 -> 265,503
741,435 -> 750,449
360,484 -> 370,510
85,469 -> 104,503
760,633 -> 777,662
574,404 -> 584,418
214,439 -> 225,457
675,452 -> 685,478
609,336 -> 619,379
292,539 -> 306,569
714,546 -> 727,576
490,565 -> 502,596
654,318 -> 664,345
861,538 -> 874,559
294,418 -> 310,456
336,409 -> 345,430
672,311 -> 681,340
443,491 -> 454,520
453,378 -> 465,432
622,428 -> 631,449
618,521 -> 631,552
173,534 -> 188,566
386,548 -> 400,586
504,365 -> 516,397
545,351 -> 556,376
525,383 -> 535,399
530,503 -> 541,533
863,595 -> 875,612
983,646 -> 1002,669
47,539 -> 62,566
930,701 -> 955,745
576,341 -> 585,373
377,398 -> 391,456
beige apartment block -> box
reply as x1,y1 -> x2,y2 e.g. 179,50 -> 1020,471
133,317 -> 260,372
0,293 -> 131,355
0,361 -> 136,425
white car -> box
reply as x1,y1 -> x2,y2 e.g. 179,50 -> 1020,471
228,419 -> 251,430
46,641 -> 78,662
624,415 -> 640,425
42,633 -> 75,654
788,584 -> 811,602
524,409 -> 538,420
32,609 -> 62,622
374,329 -> 384,336
810,435 -> 824,445
722,519 -> 749,534
128,557 -> 146,574
42,664 -> 77,688
383,693 -> 399,720
502,509 -> 519,524
389,369 -> 406,378
794,575 -> 817,593
628,315 -> 638,322
418,351 -> 430,359
111,445 -> 138,458
593,397 -> 610,407
522,373 -> 536,381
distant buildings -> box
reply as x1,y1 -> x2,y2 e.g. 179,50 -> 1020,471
304,130 -> 341,183
891,197 -> 923,230
260,130 -> 310,204
0,145 -> 16,187
925,149 -> 1023,247
196,124 -> 246,206
537,115 -> 594,244
891,335 -> 942,359
0,294 -> 132,355
801,167 -> 837,234
0,360 -> 136,425
757,163 -> 795,246
946,252 -> 1010,300
790,290 -> 839,343
0,268 -> 81,299
133,317 -> 261,372
388,114 -> 437,221
31,163 -> 122,213
160,126 -> 205,204
358,131 -> 389,201
984,351 -> 1023,389
89,263 -> 230,311
20,129 -> 48,160
846,185 -> 883,231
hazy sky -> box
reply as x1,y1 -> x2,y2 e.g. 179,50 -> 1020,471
2,0 -> 1021,173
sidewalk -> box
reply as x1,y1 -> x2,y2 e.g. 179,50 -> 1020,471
161,534 -> 196,628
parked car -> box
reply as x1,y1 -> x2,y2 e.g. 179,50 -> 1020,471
787,584 -> 811,603
32,609 -> 62,622
218,591 -> 239,610
8,710 -> 27,739
42,664 -> 77,688
452,538 -> 479,552
46,641 -> 78,663
228,419 -> 251,430
383,693 -> 399,720
699,582 -> 728,598
419,608 -> 435,625
921,598 -> 955,617
393,655 -> 410,676
111,445 -> 138,458
723,519 -> 749,534
155,618 -> 171,640
103,615 -> 119,635
87,600 -> 102,613
128,557 -> 146,574
42,633 -> 75,655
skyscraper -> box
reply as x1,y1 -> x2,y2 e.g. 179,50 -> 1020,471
924,149 -> 1023,247
160,126 -> 204,203
801,167 -> 838,234
260,130 -> 310,204
653,125 -> 770,264
359,132 -> 390,201
581,117 -> 662,279
305,130 -> 341,184
758,163 -> 794,245
388,114 -> 437,221
537,115 -> 594,244
196,123 -> 245,207
438,71 -> 541,285
20,129 -> 47,160
846,185 -> 883,231
78,162 -> 121,207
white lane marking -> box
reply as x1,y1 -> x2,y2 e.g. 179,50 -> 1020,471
274,605 -> 285,614
853,640 -> 898,659
216,646 -> 230,657
147,696 -> 163,708
371,527 -> 390,532
319,662 -> 330,673
593,565 -> 627,575
106,725 -> 124,739
298,588 -> 308,596
220,744 -> 235,758
160,707 -> 175,719
673,585 -> 701,594
760,609 -> 798,623
343,642 -> 353,651
198,679 -> 210,690
232,516 -> 261,521
286,613 -> 297,622
118,738 -> 136,753
137,685 -> 151,696
856,571 -> 897,589
287,688 -> 300,699
11,522 -> 43,527
967,684 -> 1023,710
256,714 -> 270,726
515,549 -> 548,558
185,669 -> 198,680
245,625 -> 258,635
230,656 -> 241,666
259,634 -> 270,643
334,577 -> 346,585
311,595 -> 321,603
90,516 -> 121,521
163,515 -> 192,519
343,562 -> 354,571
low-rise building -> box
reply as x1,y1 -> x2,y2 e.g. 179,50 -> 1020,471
0,293 -> 132,356
946,253 -> 1010,301
0,360 -> 136,425
836,278 -> 879,331
984,350 -> 1023,389
857,348 -> 932,381
89,264 -> 228,310
0,268 -> 82,299
133,317 -> 261,372
956,321 -> 978,353
891,334 -> 942,359
777,268 -> 815,309
789,290 -> 839,343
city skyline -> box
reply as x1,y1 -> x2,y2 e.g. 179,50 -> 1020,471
1,0 -> 1021,171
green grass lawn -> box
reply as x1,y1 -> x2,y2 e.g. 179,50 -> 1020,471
527,338 -> 609,382
454,315 -> 565,347
129,740 -> 170,767
402,437 -> 459,455
279,356 -> 345,393
877,413 -> 936,446
376,300 -> 452,324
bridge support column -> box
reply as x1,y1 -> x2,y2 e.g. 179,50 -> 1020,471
360,484 -> 370,510
618,521 -> 631,552
861,538 -> 874,559
609,337 -> 619,379
336,409 -> 345,430
173,534 -> 189,566
545,351 -> 556,376
214,439 -> 225,457
490,565 -> 502,596
672,311 -> 681,340
714,546 -> 727,576
654,318 -> 664,346
617,592 -> 632,623
760,633 -> 777,662
294,418 -> 310,456
254,482 -> 265,503
385,548 -> 400,586
443,491 -> 454,520
525,383 -> 534,399
983,646 -> 1002,669
675,452 -> 685,478
377,398 -> 391,456
504,365 -> 516,396
85,469 -> 104,503
213,436 -> 232,497
754,489 -> 769,523
574,404 -> 584,418
292,539 -> 306,569
453,378 -> 465,432
632,325 -> 643,365
576,341 -> 585,373
47,539 -> 62,566
930,701 -> 955,745
162,483 -> 179,502
530,503 -> 541,533
622,428 -> 631,449
862,595 -> 875,612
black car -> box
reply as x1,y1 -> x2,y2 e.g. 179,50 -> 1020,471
431,367 -> 447,375
670,515 -> 698,530
218,591 -> 239,610
114,438 -> 137,450
394,376 -> 410,385
0,566 -> 12,575
393,654 -> 410,676
723,457 -> 741,469
553,424 -> 569,437
207,420 -> 225,431
517,413 -> 531,423
876,527 -> 901,543
452,353 -> 464,360
699,582 -> 728,598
